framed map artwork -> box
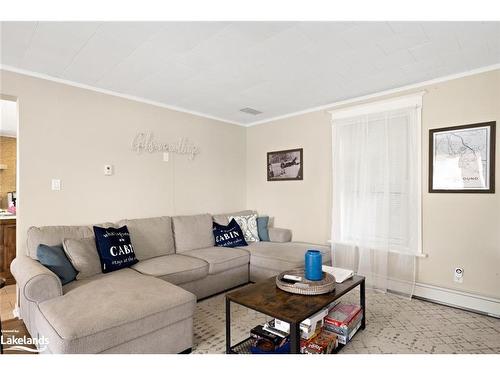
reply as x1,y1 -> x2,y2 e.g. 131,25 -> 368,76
429,122 -> 495,193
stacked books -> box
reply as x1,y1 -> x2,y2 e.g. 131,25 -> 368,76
250,324 -> 290,354
303,330 -> 338,354
300,326 -> 338,354
323,303 -> 363,345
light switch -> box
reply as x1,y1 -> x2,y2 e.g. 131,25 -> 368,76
104,165 -> 113,176
163,152 -> 169,162
51,179 -> 61,191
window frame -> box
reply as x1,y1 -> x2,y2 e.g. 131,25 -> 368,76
329,92 -> 424,256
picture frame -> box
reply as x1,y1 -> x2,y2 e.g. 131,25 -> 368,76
267,148 -> 303,181
429,121 -> 495,193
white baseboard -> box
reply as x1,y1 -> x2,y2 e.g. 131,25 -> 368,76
413,283 -> 500,318
385,277 -> 500,317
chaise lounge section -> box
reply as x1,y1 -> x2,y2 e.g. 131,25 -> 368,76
11,210 -> 330,354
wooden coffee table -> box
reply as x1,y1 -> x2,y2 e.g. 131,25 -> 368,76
225,275 -> 365,354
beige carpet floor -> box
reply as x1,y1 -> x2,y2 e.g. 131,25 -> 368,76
192,287 -> 500,354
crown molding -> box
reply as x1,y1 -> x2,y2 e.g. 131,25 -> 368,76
245,63 -> 500,127
2,63 -> 499,128
0,65 -> 245,127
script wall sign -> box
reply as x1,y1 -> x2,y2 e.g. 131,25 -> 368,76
132,132 -> 200,160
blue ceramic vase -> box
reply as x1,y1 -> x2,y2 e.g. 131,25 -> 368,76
305,249 -> 323,281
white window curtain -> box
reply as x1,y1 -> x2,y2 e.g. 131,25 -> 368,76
330,93 -> 423,298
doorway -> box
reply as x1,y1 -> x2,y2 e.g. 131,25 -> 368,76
0,97 -> 18,288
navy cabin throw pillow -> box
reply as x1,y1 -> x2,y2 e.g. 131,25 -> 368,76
93,225 -> 138,273
213,218 -> 248,248
37,244 -> 77,285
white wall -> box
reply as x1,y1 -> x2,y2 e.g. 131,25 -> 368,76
0,70 -> 247,255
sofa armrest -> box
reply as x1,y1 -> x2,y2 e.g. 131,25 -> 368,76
10,256 -> 63,304
268,227 -> 292,243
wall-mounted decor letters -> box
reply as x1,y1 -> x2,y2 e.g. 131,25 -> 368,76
132,132 -> 200,160
267,148 -> 303,181
429,121 -> 496,193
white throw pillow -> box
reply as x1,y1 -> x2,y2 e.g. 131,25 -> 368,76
229,214 -> 260,242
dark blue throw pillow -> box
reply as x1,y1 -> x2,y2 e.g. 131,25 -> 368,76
37,244 -> 77,285
213,218 -> 248,248
93,225 -> 138,273
257,216 -> 270,241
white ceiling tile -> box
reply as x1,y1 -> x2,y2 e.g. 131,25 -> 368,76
297,22 -> 358,50
408,35 -> 461,61
94,22 -> 166,46
420,22 -> 471,38
387,22 -> 426,36
61,22 -> 166,84
97,40 -> 175,92
130,61 -> 196,100
0,21 -> 37,66
377,27 -> 428,55
373,49 -> 416,71
19,22 -> 101,76
338,22 -> 395,46
455,25 -> 499,51
146,22 -> 228,56
175,22 -> 298,71
244,26 -> 313,65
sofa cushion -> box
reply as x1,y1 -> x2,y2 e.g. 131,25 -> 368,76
242,242 -> 330,271
39,268 -> 196,354
131,254 -> 209,285
212,210 -> 255,225
27,225 -> 94,260
117,216 -> 174,260
62,237 -> 102,280
182,246 -> 250,275
172,214 -> 214,252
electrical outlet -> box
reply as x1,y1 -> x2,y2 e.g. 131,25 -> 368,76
454,267 -> 464,283
104,165 -> 113,176
51,179 -> 61,191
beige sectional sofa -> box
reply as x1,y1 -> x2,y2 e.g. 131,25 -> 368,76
10,210 -> 330,354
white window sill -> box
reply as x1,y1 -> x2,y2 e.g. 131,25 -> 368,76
326,240 -> 428,258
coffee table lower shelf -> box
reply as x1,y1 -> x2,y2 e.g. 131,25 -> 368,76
226,275 -> 366,354
228,336 -> 352,354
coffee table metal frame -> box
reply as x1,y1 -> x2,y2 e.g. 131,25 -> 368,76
225,275 -> 365,354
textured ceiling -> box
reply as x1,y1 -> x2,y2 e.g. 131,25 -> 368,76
1,21 -> 499,125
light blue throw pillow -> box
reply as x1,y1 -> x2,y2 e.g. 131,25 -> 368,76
257,216 -> 270,241
37,244 -> 77,285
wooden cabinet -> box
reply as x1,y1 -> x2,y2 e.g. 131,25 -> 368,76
0,219 -> 16,285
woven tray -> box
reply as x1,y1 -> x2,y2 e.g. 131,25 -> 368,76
276,269 -> 336,295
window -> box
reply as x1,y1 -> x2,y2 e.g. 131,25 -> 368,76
330,93 -> 423,256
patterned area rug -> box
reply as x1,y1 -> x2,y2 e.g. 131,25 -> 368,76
192,287 -> 500,354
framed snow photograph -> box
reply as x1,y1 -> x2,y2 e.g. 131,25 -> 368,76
429,121 -> 496,193
267,148 -> 303,181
